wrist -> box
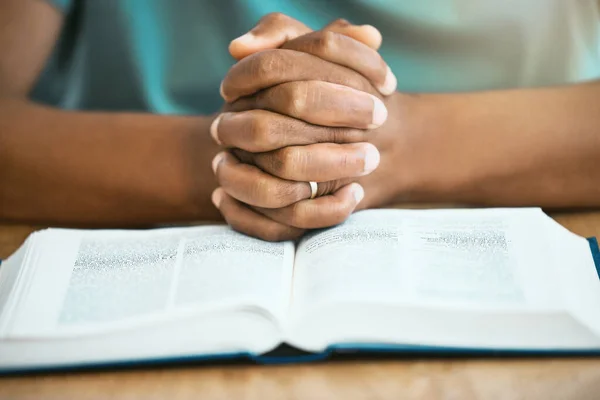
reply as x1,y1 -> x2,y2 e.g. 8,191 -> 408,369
172,114 -> 223,222
381,92 -> 455,203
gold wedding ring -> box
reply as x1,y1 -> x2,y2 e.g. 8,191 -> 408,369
309,181 -> 318,199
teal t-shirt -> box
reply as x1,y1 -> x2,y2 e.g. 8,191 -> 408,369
34,0 -> 600,115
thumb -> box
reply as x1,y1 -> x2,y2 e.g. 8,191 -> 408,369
229,15 -> 384,61
229,13 -> 312,60
323,19 -> 383,50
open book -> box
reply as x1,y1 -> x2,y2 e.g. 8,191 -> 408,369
1,208 -> 600,371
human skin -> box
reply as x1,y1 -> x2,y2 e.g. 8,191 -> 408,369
0,2 -> 377,228
1,2 -> 599,242
212,14 -> 600,241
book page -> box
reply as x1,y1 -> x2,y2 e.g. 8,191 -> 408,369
288,208 -> 600,351
291,210 -> 407,310
292,208 -> 564,312
6,226 -> 294,337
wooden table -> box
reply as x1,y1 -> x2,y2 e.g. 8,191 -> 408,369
1,211 -> 600,400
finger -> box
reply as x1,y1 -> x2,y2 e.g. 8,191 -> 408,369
231,142 -> 380,182
212,110 -> 369,152
221,49 -> 379,103
213,151 -> 309,208
228,14 -> 382,61
281,30 -> 396,95
324,19 -> 382,50
213,151 -> 354,208
212,188 -> 305,242
229,13 -> 312,60
227,81 -> 388,129
253,182 -> 365,229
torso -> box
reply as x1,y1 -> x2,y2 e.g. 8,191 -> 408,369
34,0 -> 600,114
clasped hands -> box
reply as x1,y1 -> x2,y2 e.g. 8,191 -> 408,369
211,14 -> 412,241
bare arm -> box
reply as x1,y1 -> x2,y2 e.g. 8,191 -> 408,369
399,80 -> 600,208
0,0 -> 221,226
199,14 -> 600,241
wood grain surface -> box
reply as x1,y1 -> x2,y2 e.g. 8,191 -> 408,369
1,210 -> 600,400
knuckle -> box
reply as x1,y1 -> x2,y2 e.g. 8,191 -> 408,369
317,180 -> 338,197
248,49 -> 282,81
327,128 -> 345,143
289,202 -> 309,228
253,175 -> 275,205
277,147 -> 301,175
263,12 -> 288,23
246,112 -> 273,148
313,30 -> 340,54
331,18 -> 350,27
254,177 -> 298,208
279,82 -> 309,116
266,149 -> 286,176
278,146 -> 297,166
271,146 -> 310,179
275,182 -> 304,206
338,150 -> 353,171
339,73 -> 371,94
329,128 -> 366,144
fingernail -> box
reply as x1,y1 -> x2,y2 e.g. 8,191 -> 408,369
212,152 -> 225,174
368,96 -> 388,128
378,66 -> 397,96
210,114 -> 222,145
362,143 -> 381,174
219,81 -> 226,101
211,188 -> 223,209
230,32 -> 256,46
351,183 -> 365,204
359,25 -> 382,48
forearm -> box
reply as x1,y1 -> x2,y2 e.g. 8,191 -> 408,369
0,97 -> 221,226
403,80 -> 600,208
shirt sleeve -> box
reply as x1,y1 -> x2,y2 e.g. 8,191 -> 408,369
43,0 -> 73,13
